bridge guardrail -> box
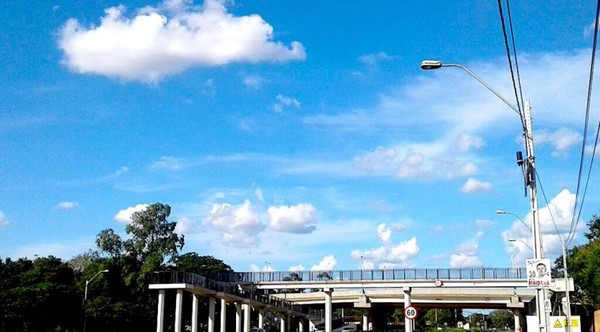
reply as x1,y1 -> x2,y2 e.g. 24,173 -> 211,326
234,267 -> 527,283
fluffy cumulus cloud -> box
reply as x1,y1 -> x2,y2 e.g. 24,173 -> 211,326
310,255 -> 337,271
203,200 -> 263,248
449,232 -> 483,267
267,203 -> 317,233
504,189 -> 580,264
57,0 -> 306,83
352,234 -> 420,269
377,223 -> 392,244
114,203 -> 149,223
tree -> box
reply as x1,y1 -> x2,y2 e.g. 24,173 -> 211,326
0,256 -> 79,332
172,253 -> 233,276
555,214 -> 600,308
124,203 -> 184,263
489,310 -> 514,329
86,203 -> 186,331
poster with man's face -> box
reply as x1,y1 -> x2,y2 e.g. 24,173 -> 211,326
526,258 -> 551,288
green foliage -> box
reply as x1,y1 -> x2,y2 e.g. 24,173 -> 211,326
172,253 -> 233,275
124,203 -> 184,263
0,256 -> 79,332
489,310 -> 514,329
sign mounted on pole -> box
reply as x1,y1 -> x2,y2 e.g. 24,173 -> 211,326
526,258 -> 551,288
404,305 -> 418,320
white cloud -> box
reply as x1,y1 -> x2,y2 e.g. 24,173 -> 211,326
56,201 -> 79,209
352,236 -> 420,269
174,216 -> 194,234
377,223 -> 392,244
358,51 -> 397,66
289,264 -> 305,272
268,203 -> 317,233
461,178 -> 493,193
456,132 -> 485,152
58,0 -> 306,83
150,156 -> 190,171
449,232 -> 483,268
243,75 -> 263,89
203,200 -> 264,248
0,211 -> 8,226
449,253 -> 482,268
272,94 -> 301,113
114,203 -> 149,223
310,255 -> 337,271
535,127 -> 582,157
503,189 -> 579,265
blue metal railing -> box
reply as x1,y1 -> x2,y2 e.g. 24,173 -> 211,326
235,267 -> 527,283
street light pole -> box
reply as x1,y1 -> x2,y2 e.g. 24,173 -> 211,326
508,237 -> 534,252
421,60 -> 548,332
496,209 -> 532,232
83,269 -> 109,332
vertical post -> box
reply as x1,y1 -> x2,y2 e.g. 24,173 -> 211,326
404,287 -> 413,332
235,302 -> 242,332
175,290 -> 183,332
220,298 -> 227,332
324,288 -> 333,332
523,101 -> 548,332
242,303 -> 250,332
208,297 -> 216,332
156,290 -> 165,332
563,244 -> 571,332
192,294 -> 199,332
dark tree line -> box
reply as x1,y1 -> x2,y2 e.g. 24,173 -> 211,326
0,203 -> 230,332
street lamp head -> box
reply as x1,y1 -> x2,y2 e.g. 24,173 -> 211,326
420,60 -> 443,70
101,269 -> 109,273
496,209 -> 507,215
508,238 -> 516,242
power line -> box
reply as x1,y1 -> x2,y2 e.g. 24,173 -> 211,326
496,0 -> 525,129
567,0 -> 600,247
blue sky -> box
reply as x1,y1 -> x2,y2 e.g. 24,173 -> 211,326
1,0 -> 598,272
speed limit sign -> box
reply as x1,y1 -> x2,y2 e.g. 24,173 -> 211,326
404,305 -> 418,320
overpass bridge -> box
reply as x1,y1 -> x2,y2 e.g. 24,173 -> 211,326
150,267 -> 573,332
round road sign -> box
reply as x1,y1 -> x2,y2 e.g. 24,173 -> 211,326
404,305 -> 418,320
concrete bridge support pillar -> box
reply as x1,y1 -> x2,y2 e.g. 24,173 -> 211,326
362,313 -> 369,331
309,319 -> 316,331
404,287 -> 412,332
156,290 -> 165,332
174,290 -> 183,332
324,288 -> 333,332
299,318 -> 305,331
220,298 -> 227,332
258,310 -> 264,329
191,294 -> 199,332
242,303 -> 250,332
235,302 -> 242,332
280,314 -> 286,332
512,308 -> 525,332
208,297 -> 216,332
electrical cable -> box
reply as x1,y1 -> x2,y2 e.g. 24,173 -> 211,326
496,0 -> 526,131
504,0 -> 526,112
567,0 -> 600,247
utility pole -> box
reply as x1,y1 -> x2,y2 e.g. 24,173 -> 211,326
523,101 -> 549,332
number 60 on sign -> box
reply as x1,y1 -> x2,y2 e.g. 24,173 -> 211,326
404,305 -> 418,320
